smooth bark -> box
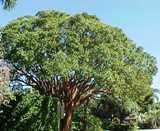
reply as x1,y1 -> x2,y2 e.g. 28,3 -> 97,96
60,106 -> 73,131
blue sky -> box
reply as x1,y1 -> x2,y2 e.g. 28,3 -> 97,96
0,0 -> 160,89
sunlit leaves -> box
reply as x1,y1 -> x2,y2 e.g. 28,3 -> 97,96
1,10 -> 157,110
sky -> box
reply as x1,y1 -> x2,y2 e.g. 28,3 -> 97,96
0,0 -> 159,89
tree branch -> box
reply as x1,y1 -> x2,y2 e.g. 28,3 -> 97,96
75,88 -> 111,107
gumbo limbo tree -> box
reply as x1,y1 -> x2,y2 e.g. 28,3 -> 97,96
0,11 -> 157,131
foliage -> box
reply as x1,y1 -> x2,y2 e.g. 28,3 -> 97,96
72,98 -> 103,131
0,0 -> 17,10
0,90 -> 58,131
0,91 -> 104,131
0,10 -> 157,130
1,10 -> 157,105
92,93 -> 154,130
139,102 -> 160,129
153,88 -> 160,102
143,110 -> 160,129
0,59 -> 14,105
0,44 -> 13,105
0,83 -> 13,105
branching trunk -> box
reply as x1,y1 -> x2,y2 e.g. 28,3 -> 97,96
13,69 -> 111,131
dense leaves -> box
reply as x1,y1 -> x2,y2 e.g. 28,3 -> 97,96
0,91 -> 103,131
0,10 -> 158,130
0,90 -> 58,131
0,59 -> 13,105
139,102 -> 160,129
1,10 -> 157,101
72,98 -> 103,131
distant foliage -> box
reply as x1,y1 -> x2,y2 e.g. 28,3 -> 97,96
139,102 -> 160,129
0,0 -> 17,9
0,59 -> 12,105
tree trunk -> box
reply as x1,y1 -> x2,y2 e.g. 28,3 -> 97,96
60,108 -> 73,131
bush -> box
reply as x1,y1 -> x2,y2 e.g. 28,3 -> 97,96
143,110 -> 160,128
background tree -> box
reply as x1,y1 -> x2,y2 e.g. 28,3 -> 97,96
0,10 -> 157,131
0,0 -> 17,10
152,88 -> 160,102
0,62 -> 11,104
0,50 -> 12,105
92,94 -> 150,130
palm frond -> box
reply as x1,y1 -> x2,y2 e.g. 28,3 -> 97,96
1,0 -> 17,10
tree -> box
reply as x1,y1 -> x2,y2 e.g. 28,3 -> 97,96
0,10 -> 157,131
0,64 -> 11,105
72,98 -> 103,131
0,90 -> 103,131
153,88 -> 160,102
0,57 -> 12,105
0,0 -> 17,10
0,90 -> 58,131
